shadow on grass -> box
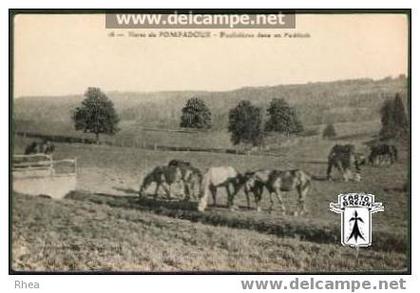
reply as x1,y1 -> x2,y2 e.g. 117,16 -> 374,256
311,175 -> 329,181
299,160 -> 327,165
64,190 -> 407,253
112,187 -> 139,195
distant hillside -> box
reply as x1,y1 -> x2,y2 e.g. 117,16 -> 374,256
14,77 -> 407,130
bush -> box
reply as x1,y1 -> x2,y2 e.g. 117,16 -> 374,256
322,123 -> 337,139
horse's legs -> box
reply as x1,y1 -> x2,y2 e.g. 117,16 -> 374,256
267,187 -> 275,213
210,186 -> 217,206
343,168 -> 352,182
380,154 -> 385,165
268,193 -> 278,214
295,185 -> 309,216
226,184 -> 236,210
335,161 -> 348,182
326,161 -> 333,181
139,176 -> 152,197
183,181 -> 191,201
161,182 -> 172,199
153,182 -> 161,199
273,188 -> 286,215
226,185 -> 232,208
190,180 -> 199,200
245,189 -> 251,209
255,185 -> 263,212
197,187 -> 209,212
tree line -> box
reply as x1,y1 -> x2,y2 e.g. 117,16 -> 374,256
72,87 -> 408,145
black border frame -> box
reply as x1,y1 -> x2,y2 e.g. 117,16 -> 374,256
9,8 -> 412,275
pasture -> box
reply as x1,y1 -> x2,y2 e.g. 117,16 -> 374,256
14,118 -> 380,150
11,121 -> 409,272
12,192 -> 406,272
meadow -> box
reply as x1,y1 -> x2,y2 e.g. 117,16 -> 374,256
11,119 -> 410,272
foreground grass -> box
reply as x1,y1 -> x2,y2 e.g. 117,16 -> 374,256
12,193 -> 406,272
66,191 -> 407,253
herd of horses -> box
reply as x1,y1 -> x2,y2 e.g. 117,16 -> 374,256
138,143 -> 398,214
23,139 -> 398,215
138,160 -> 312,214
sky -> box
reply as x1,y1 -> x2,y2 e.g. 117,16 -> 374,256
13,13 -> 408,97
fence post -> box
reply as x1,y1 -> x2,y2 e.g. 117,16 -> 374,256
74,158 -> 78,175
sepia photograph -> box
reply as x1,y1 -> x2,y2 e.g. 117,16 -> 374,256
10,10 -> 410,274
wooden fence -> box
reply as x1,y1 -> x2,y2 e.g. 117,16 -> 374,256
16,131 -> 285,157
12,153 -> 78,199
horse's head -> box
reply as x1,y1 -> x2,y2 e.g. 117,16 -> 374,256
355,153 -> 366,166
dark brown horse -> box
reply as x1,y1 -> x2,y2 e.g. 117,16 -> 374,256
368,144 -> 398,165
139,165 -> 183,199
326,144 -> 361,181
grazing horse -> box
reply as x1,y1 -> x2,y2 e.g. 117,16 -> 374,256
167,160 -> 202,200
24,140 -> 55,155
368,144 -> 398,165
139,165 -> 183,199
244,169 -> 311,215
326,144 -> 361,182
197,166 -> 244,212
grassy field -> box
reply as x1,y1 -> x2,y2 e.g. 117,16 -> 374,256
12,193 -> 406,272
11,120 -> 410,272
14,119 -> 380,150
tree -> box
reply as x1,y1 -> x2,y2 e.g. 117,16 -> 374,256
323,123 -> 337,139
265,98 -> 303,135
72,87 -> 120,143
380,93 -> 409,139
180,97 -> 212,129
228,100 -> 263,146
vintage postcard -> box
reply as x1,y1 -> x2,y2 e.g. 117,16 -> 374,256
10,10 -> 410,274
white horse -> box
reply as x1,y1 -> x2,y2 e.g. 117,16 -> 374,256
197,166 -> 243,212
